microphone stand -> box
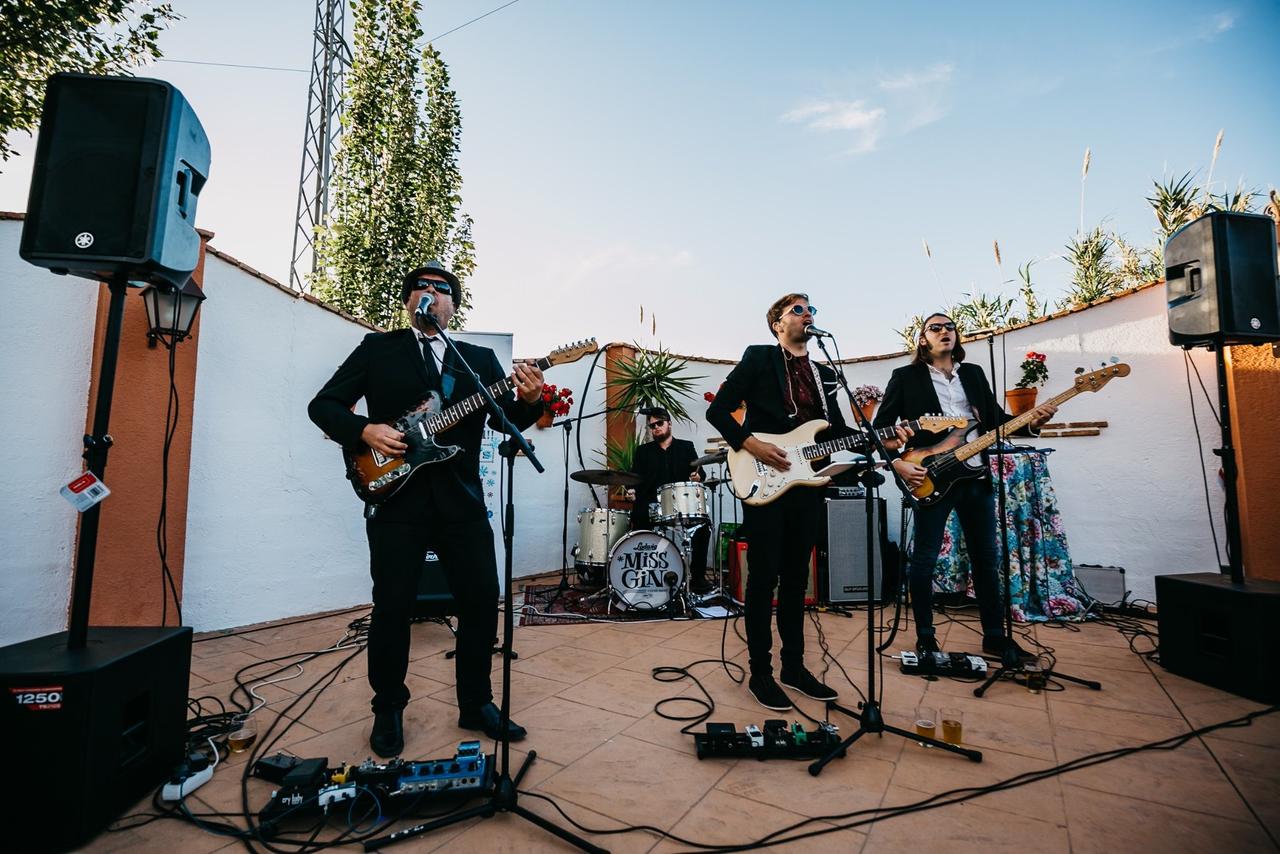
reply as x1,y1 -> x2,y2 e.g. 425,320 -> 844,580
372,314 -> 604,853
807,332 -> 982,776
972,331 -> 1100,698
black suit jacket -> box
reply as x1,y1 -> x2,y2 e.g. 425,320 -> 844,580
308,328 -> 540,522
872,361 -> 1034,453
707,343 -> 853,450
628,438 -> 703,528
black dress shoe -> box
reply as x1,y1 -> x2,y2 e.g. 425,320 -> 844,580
916,635 -> 941,655
747,674 -> 793,711
370,709 -> 404,757
458,702 -> 527,741
780,667 -> 839,701
982,635 -> 1036,665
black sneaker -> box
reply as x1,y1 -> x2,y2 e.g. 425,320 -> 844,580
747,674 -> 793,711
916,635 -> 941,655
779,667 -> 839,701
982,635 -> 1036,663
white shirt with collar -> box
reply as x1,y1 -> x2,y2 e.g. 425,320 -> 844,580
414,328 -> 446,372
927,363 -> 979,421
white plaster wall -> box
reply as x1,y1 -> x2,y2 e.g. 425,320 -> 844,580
0,220 -> 100,646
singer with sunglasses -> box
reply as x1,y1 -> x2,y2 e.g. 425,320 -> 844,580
308,260 -> 545,758
873,311 -> 1056,663
708,293 -> 910,712
626,407 -> 711,592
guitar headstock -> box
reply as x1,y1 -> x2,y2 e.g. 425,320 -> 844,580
545,338 -> 599,367
915,414 -> 969,432
1073,362 -> 1130,392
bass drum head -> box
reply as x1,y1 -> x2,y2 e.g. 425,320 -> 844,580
608,530 -> 686,611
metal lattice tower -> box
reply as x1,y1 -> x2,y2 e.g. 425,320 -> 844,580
288,0 -> 351,293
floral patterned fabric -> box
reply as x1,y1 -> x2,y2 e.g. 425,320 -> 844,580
929,448 -> 1090,622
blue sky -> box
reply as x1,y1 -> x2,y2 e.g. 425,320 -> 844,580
3,1 -> 1277,358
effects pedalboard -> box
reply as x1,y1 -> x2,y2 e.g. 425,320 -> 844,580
899,650 -> 988,677
253,740 -> 492,837
693,720 -> 844,760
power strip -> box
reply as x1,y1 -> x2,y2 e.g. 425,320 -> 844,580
161,765 -> 214,801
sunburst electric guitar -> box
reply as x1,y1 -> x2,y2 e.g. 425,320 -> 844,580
726,416 -> 969,506
343,339 -> 598,505
900,363 -> 1130,506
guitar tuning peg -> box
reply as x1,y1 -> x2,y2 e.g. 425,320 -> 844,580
1074,366 -> 1085,374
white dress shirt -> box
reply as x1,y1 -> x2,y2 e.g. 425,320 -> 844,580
927,363 -> 979,421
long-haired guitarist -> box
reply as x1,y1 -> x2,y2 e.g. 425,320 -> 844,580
307,260 -> 544,758
875,311 -> 1056,662
708,293 -> 910,712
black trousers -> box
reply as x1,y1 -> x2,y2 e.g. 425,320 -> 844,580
905,478 -> 1006,641
741,487 -> 823,677
365,515 -> 499,714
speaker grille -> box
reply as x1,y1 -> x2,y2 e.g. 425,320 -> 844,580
825,497 -> 883,603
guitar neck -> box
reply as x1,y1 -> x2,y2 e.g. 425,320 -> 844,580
953,385 -> 1080,462
404,355 -> 551,435
802,418 -> 931,460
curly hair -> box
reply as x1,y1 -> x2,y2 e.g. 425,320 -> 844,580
766,293 -> 810,338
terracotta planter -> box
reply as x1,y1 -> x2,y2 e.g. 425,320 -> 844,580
858,401 -> 878,423
536,409 -> 554,429
1005,387 -> 1038,416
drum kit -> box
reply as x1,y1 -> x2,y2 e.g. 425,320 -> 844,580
568,451 -> 730,614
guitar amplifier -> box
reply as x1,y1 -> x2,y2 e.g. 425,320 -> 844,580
412,550 -> 456,619
726,542 -> 818,605
823,496 -> 888,604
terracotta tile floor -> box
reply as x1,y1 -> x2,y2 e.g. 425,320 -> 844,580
90,605 -> 1279,853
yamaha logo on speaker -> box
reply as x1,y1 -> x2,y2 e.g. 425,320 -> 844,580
74,232 -> 94,249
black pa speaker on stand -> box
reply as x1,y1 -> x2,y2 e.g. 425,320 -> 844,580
1157,210 -> 1280,704
2,72 -> 210,850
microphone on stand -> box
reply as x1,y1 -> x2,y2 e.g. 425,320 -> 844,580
966,327 -> 996,338
804,325 -> 834,338
415,292 -> 435,321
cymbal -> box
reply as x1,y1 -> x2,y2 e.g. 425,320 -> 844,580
570,468 -> 642,487
692,449 -> 727,468
702,477 -> 728,487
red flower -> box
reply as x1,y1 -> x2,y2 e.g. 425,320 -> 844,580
704,391 -> 716,402
559,387 -> 573,398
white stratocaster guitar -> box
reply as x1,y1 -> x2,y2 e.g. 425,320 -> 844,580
726,415 -> 968,506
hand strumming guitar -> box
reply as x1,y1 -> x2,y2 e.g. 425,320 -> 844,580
743,435 -> 790,471
362,423 -> 407,457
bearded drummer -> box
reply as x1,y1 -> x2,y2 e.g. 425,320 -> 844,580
626,407 -> 711,593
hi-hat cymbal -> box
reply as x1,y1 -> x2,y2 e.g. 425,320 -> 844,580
692,449 -> 727,468
570,468 -> 642,487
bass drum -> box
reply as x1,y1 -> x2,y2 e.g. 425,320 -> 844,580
607,530 -> 686,611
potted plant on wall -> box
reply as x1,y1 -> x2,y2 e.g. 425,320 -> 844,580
607,345 -> 704,422
537,383 -> 573,428
1007,351 -> 1048,415
851,384 -> 884,423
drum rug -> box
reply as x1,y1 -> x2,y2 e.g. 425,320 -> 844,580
519,582 -> 685,625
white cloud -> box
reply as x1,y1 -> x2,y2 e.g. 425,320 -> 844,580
1211,11 -> 1235,33
780,99 -> 886,154
877,62 -> 954,91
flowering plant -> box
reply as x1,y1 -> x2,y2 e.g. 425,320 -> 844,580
703,391 -> 716,403
1015,351 -> 1049,389
851,384 -> 884,408
540,383 -> 574,417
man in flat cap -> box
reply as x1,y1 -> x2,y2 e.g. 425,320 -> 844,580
309,260 -> 543,756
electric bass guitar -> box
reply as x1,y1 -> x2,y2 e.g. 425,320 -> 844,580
343,338 -> 598,505
726,416 -> 969,506
899,362 -> 1130,506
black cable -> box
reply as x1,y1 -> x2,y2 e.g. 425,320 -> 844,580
157,303 -> 183,627
1183,350 -> 1225,568
193,605 -> 372,644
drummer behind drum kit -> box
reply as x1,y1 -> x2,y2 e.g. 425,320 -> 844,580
569,454 -> 728,614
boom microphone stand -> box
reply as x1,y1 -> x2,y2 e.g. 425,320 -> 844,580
972,332 -> 1100,698
807,330 -> 982,776
367,314 -> 604,853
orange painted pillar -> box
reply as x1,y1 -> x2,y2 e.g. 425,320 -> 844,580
77,232 -> 210,626
1224,221 -> 1280,582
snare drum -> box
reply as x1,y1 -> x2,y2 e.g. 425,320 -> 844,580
656,481 -> 709,525
607,530 -> 686,610
572,508 -> 630,568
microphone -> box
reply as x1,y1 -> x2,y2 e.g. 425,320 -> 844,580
804,325 -> 834,338
966,327 -> 996,338
415,293 -> 435,318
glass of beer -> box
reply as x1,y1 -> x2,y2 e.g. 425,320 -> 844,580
227,713 -> 258,754
914,705 -> 937,745
940,707 -> 963,745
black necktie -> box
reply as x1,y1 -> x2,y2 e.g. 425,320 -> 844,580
421,337 -> 442,391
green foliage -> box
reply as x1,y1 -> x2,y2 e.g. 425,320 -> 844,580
951,291 -> 1014,331
1,1 -> 178,163
598,429 -> 641,473
607,345 -> 705,423
1112,235 -> 1163,289
1015,260 -> 1046,323
311,0 -> 475,329
1147,172 -> 1204,248
895,314 -> 925,353
1061,226 -> 1122,308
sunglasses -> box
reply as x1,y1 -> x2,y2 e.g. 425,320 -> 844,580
925,322 -> 956,332
646,419 -> 667,428
788,304 -> 818,316
412,278 -> 453,295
